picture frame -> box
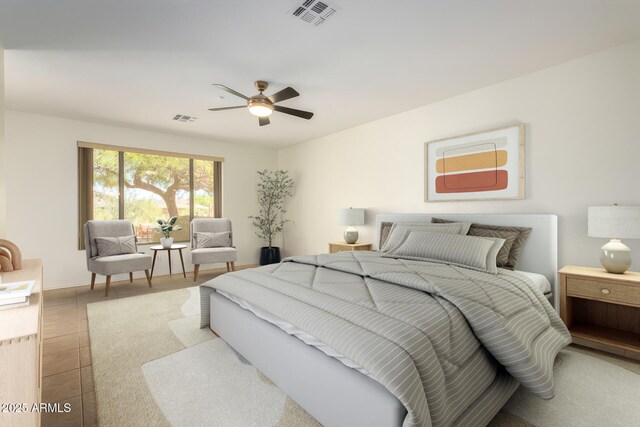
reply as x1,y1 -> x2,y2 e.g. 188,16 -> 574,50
424,124 -> 525,202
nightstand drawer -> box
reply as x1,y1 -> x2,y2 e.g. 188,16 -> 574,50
566,277 -> 640,307
328,242 -> 372,253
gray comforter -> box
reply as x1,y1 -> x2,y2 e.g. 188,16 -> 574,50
200,251 -> 571,427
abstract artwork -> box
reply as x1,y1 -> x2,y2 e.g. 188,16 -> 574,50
424,124 -> 524,202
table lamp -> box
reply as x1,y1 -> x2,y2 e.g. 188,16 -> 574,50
339,208 -> 365,244
588,205 -> 640,273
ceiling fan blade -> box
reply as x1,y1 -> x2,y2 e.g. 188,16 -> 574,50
208,105 -> 246,112
212,84 -> 250,100
268,87 -> 300,104
259,116 -> 270,126
274,105 -> 314,120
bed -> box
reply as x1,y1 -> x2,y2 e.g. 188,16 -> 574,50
199,213 -> 570,427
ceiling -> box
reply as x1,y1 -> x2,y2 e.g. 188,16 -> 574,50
1,0 -> 640,149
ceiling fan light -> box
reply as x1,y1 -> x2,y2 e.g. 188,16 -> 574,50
248,104 -> 274,117
248,97 -> 274,117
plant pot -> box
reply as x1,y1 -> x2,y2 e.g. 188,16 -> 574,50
160,237 -> 174,249
259,246 -> 281,265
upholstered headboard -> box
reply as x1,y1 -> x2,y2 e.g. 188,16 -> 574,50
375,213 -> 559,309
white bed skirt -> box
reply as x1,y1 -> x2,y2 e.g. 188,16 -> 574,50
210,290 -> 407,427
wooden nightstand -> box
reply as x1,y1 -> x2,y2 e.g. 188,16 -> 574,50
328,242 -> 373,254
559,265 -> 640,360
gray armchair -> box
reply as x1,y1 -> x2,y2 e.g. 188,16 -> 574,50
84,220 -> 153,296
190,218 -> 237,281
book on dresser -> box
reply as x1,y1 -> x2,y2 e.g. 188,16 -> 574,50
0,280 -> 35,309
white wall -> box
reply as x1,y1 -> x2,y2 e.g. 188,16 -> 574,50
279,40 -> 640,271
0,44 -> 5,238
5,111 -> 277,288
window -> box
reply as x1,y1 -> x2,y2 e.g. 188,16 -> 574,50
78,142 -> 222,248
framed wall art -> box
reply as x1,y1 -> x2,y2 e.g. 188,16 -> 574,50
424,124 -> 525,202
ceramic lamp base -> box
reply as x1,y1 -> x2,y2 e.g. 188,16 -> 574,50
600,238 -> 632,274
344,227 -> 359,244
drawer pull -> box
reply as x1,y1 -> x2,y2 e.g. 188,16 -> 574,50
601,288 -> 610,295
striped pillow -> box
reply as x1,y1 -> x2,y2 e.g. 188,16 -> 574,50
381,222 -> 472,253
389,231 -> 505,274
468,228 -> 518,267
431,218 -> 531,269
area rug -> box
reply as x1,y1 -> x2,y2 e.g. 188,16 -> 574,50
88,287 -> 640,427
87,287 -> 318,427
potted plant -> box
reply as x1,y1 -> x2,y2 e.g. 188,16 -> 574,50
249,170 -> 294,265
155,216 -> 182,248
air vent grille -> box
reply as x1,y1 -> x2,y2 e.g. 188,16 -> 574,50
288,0 -> 338,26
311,1 -> 327,14
173,114 -> 198,123
301,12 -> 316,23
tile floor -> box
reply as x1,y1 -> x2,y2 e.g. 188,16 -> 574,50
40,267 -> 233,427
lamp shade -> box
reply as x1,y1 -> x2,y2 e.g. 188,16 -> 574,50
339,208 -> 365,226
588,206 -> 640,239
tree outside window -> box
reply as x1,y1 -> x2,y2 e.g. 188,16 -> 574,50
79,144 -> 221,248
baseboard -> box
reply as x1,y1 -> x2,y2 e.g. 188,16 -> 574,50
200,263 -> 259,275
43,263 -> 260,290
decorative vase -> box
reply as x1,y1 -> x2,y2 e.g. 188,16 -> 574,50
343,226 -> 359,244
160,237 -> 174,249
600,238 -> 632,274
0,239 -> 22,272
259,247 -> 281,265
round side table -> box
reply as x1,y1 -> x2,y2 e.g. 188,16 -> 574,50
149,244 -> 188,279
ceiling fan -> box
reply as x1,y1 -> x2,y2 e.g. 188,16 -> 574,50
208,81 -> 314,126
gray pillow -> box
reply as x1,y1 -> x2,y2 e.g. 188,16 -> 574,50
195,231 -> 231,248
431,217 -> 532,269
95,235 -> 136,257
379,222 -> 394,249
388,230 -> 504,274
381,222 -> 472,253
468,228 -> 518,268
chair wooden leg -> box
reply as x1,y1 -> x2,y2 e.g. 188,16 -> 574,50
226,262 -> 230,272
193,264 -> 200,282
144,270 -> 152,288
105,275 -> 111,297
129,272 -> 133,283
90,273 -> 96,290
230,262 -> 236,271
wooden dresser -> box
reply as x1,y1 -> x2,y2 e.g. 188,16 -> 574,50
559,265 -> 640,360
0,259 -> 44,427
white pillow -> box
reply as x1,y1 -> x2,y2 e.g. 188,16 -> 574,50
194,231 -> 231,248
389,230 -> 505,274
95,235 -> 137,257
381,222 -> 471,253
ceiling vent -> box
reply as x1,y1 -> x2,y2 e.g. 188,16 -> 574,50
289,0 -> 338,26
173,114 -> 198,123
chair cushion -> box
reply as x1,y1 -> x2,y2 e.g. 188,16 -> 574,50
194,231 -> 231,248
190,218 -> 233,249
89,253 -> 152,276
191,247 -> 237,265
95,235 -> 137,257
85,220 -> 137,259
